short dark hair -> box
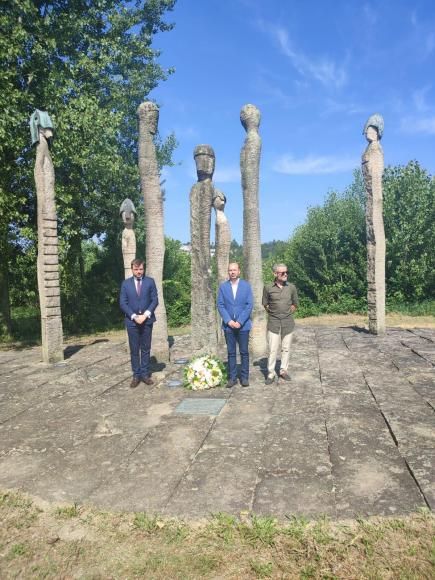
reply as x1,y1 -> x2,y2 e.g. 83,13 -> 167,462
131,258 -> 145,268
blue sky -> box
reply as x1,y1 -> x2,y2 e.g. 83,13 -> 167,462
150,0 -> 435,243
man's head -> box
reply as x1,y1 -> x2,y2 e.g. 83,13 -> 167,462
131,258 -> 145,279
273,263 -> 288,283
228,262 -> 241,281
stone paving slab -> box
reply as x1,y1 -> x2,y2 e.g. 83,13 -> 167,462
0,325 -> 434,521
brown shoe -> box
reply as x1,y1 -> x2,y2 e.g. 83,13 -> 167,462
142,376 -> 154,385
130,377 -> 141,388
279,372 -> 291,382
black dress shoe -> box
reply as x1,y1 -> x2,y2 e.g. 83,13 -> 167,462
226,379 -> 237,388
142,376 -> 154,385
130,377 -> 141,388
240,379 -> 249,387
265,376 -> 275,385
279,372 -> 291,381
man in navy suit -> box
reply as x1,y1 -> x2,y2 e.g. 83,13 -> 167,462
217,262 -> 253,388
120,258 -> 158,388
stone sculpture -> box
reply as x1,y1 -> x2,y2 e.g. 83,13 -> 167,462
362,113 -> 386,335
30,109 -> 64,363
120,198 -> 137,280
212,190 -> 231,286
137,101 -> 169,361
190,145 -> 218,352
240,104 -> 267,357
213,189 -> 231,345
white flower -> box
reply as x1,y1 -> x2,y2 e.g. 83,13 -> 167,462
183,354 -> 226,390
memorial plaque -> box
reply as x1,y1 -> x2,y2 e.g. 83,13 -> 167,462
175,398 -> 226,416
167,379 -> 183,388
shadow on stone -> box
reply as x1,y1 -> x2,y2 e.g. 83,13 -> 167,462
150,357 -> 166,372
64,339 -> 110,360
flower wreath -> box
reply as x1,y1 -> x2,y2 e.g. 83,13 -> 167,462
183,354 -> 227,391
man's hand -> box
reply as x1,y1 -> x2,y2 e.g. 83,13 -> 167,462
228,320 -> 241,329
135,313 -> 148,324
290,305 -> 296,314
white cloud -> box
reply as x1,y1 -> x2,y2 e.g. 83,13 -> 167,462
273,154 -> 359,175
214,165 -> 240,183
412,86 -> 432,113
363,3 -> 378,27
259,21 -> 347,90
400,116 -> 435,135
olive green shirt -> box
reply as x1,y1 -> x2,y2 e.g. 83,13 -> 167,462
262,282 -> 299,336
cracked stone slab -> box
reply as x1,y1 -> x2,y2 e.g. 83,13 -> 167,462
253,472 -> 335,518
88,415 -> 214,512
326,410 -> 426,517
164,445 -> 261,518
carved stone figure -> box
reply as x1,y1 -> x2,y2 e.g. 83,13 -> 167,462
190,145 -> 218,352
212,190 -> 231,286
137,101 -> 169,361
240,104 -> 267,357
30,109 -> 64,363
120,198 -> 137,280
362,113 -> 386,335
213,189 -> 231,345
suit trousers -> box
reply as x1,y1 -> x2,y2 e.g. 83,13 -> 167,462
224,329 -> 250,381
267,330 -> 293,377
126,322 -> 153,378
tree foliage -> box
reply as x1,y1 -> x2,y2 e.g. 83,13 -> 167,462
0,0 -> 176,336
383,161 -> 435,303
280,171 -> 367,315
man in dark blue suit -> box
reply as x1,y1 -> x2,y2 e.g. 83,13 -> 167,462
120,258 -> 158,388
217,262 -> 253,388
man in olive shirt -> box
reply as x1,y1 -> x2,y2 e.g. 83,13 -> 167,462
262,263 -> 299,384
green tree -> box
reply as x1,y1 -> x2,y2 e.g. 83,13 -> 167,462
383,161 -> 435,303
163,238 -> 191,327
283,172 -> 367,314
0,0 -> 176,337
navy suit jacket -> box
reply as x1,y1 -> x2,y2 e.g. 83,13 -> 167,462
217,279 -> 253,331
120,276 -> 158,327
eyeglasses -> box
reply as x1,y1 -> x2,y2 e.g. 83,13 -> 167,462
277,271 -> 288,275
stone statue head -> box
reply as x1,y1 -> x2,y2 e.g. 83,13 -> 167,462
212,189 -> 226,211
194,145 -> 215,181
363,113 -> 384,141
240,104 -> 260,131
29,109 -> 54,147
120,198 -> 137,227
137,101 -> 159,135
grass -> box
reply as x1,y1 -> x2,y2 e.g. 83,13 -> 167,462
0,489 -> 434,579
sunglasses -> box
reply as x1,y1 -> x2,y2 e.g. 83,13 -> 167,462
277,271 -> 288,275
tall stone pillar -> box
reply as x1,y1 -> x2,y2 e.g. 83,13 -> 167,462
213,189 -> 231,344
120,198 -> 137,280
240,104 -> 267,358
137,101 -> 170,362
30,110 -> 64,363
190,145 -> 218,353
362,113 -> 386,335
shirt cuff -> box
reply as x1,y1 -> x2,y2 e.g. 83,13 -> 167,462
144,310 -> 151,318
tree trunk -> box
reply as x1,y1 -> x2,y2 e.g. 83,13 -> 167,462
0,227 -> 11,336
137,102 -> 169,362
